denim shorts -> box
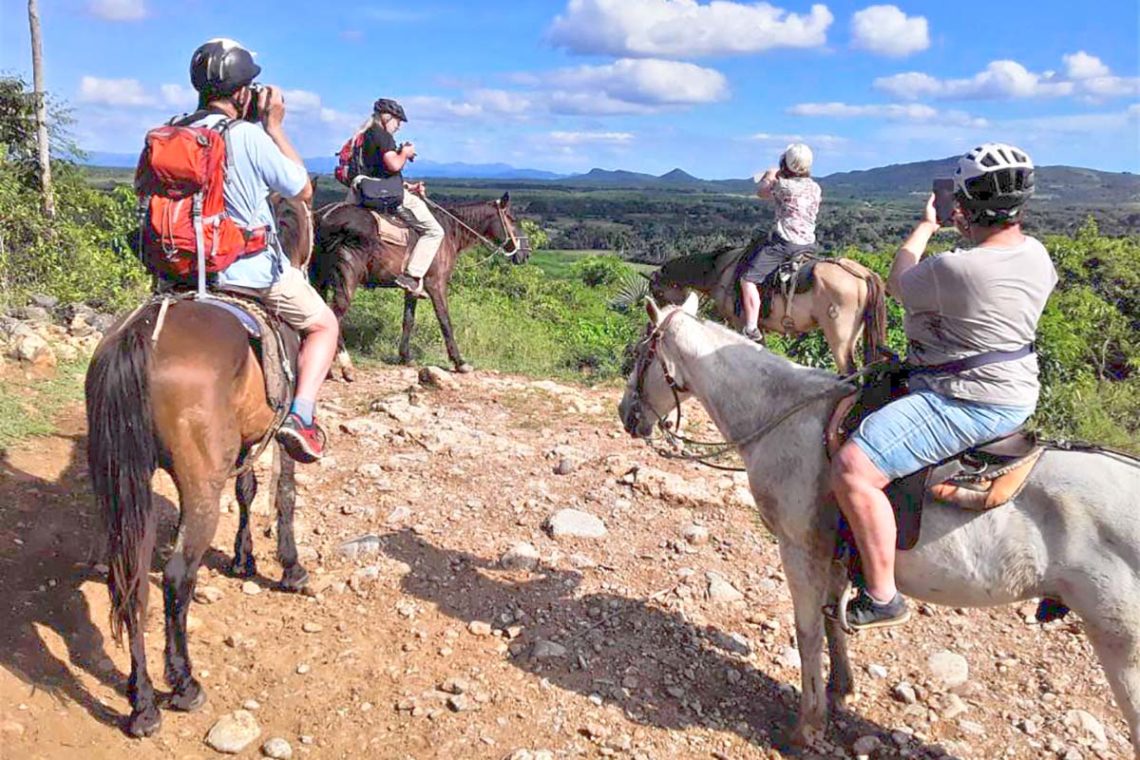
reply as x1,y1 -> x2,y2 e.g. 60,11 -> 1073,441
849,389 -> 1034,481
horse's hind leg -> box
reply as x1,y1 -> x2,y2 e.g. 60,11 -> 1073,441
330,263 -> 358,381
124,518 -> 161,736
398,292 -> 418,366
229,470 -> 257,578
273,447 -> 309,592
162,479 -> 222,712
1082,616 -> 1140,756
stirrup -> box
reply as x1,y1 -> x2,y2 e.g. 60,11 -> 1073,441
822,579 -> 858,635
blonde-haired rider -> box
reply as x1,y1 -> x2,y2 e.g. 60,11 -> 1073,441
739,143 -> 822,340
357,99 -> 445,298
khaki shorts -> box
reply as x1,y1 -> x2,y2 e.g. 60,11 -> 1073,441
260,265 -> 329,332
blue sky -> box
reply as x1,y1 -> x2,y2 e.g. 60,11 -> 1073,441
2,0 -> 1138,177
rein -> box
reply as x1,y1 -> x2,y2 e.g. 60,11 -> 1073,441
422,196 -> 520,263
630,311 -> 875,471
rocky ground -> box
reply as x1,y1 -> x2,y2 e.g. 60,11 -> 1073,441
0,317 -> 1130,759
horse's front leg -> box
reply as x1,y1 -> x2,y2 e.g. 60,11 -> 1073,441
273,447 -> 308,592
780,541 -> 831,749
427,285 -> 472,373
398,291 -> 418,365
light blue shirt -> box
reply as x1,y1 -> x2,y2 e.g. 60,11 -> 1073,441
190,114 -> 309,288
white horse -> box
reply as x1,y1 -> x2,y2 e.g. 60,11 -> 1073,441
618,294 -> 1140,756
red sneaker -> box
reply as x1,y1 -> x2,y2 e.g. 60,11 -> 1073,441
277,413 -> 325,463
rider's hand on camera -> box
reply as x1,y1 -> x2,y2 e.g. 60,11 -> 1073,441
401,142 -> 417,160
920,193 -> 939,229
262,86 -> 286,130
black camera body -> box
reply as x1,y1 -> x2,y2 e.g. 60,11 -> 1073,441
245,83 -> 266,123
397,142 -> 415,163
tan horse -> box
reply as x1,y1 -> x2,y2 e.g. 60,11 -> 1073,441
649,247 -> 887,374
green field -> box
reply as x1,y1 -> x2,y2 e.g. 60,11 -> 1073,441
531,249 -> 656,279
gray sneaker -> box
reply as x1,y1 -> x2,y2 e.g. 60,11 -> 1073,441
742,326 -> 763,342
844,589 -> 911,631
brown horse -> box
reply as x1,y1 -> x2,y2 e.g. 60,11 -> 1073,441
85,195 -> 313,737
311,192 -> 531,380
649,246 -> 887,374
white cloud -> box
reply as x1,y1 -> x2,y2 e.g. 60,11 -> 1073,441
546,59 -> 728,106
1063,51 -> 1110,80
159,83 -> 197,109
282,89 -> 323,112
88,0 -> 146,21
875,54 -> 1137,101
78,76 -> 155,107
748,132 -> 847,149
789,101 -> 988,127
548,131 -> 635,145
548,0 -> 833,58
850,5 -> 928,57
404,59 -> 728,123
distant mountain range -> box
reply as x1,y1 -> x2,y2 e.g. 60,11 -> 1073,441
81,152 -> 1139,205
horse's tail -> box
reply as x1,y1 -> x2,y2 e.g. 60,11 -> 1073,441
862,270 -> 888,366
85,314 -> 157,644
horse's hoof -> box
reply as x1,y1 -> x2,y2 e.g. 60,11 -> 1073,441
341,368 -> 355,382
168,680 -> 206,712
789,722 -> 824,749
277,566 -> 310,593
125,704 -> 162,737
455,363 -> 474,374
227,558 -> 257,579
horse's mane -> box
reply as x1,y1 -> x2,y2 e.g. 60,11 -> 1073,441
659,246 -> 742,284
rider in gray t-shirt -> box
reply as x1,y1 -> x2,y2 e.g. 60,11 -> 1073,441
830,143 -> 1057,631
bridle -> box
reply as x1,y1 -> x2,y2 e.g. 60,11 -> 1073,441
423,196 -> 526,262
627,309 -> 871,471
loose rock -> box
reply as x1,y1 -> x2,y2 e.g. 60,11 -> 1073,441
892,682 -> 918,704
261,737 -> 293,759
500,542 -> 540,571
532,640 -> 567,660
706,571 -> 743,603
1065,709 -> 1107,746
204,710 -> 261,754
927,650 -> 969,689
241,581 -> 261,596
544,509 -> 607,539
682,524 -> 709,546
419,365 -> 458,390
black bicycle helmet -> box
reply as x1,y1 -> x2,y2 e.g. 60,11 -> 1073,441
953,142 -> 1035,224
373,98 -> 408,122
190,38 -> 261,97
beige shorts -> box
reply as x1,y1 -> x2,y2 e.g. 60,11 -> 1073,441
260,265 -> 329,332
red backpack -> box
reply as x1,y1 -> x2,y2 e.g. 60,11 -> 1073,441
334,130 -> 366,187
134,114 -> 268,280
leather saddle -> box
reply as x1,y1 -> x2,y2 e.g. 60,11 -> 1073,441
343,186 -> 414,248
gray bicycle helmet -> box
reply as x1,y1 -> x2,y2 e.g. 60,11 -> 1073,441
190,38 -> 261,97
373,98 -> 408,122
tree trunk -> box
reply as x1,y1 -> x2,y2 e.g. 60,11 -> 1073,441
28,0 -> 54,218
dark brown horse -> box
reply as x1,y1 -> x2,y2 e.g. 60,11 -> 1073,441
85,195 -> 313,737
312,192 -> 531,380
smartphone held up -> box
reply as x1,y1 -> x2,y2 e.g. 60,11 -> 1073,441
932,178 -> 955,224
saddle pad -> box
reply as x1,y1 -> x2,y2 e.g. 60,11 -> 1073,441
202,299 -> 261,338
367,210 -> 411,247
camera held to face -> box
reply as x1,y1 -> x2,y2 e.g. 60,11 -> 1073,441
245,83 -> 266,123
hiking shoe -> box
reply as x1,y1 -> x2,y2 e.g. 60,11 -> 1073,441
277,413 -> 325,463
742,326 -> 763,342
394,273 -> 427,299
844,589 -> 911,631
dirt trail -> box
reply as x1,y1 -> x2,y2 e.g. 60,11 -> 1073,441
0,364 -> 1127,759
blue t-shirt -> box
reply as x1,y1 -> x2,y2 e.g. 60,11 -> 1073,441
190,114 -> 309,288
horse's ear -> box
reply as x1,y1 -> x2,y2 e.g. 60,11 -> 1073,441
682,291 -> 699,316
645,297 -> 661,325
500,191 -> 510,206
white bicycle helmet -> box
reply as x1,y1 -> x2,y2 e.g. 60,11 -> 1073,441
953,142 -> 1035,224
782,143 -> 814,176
